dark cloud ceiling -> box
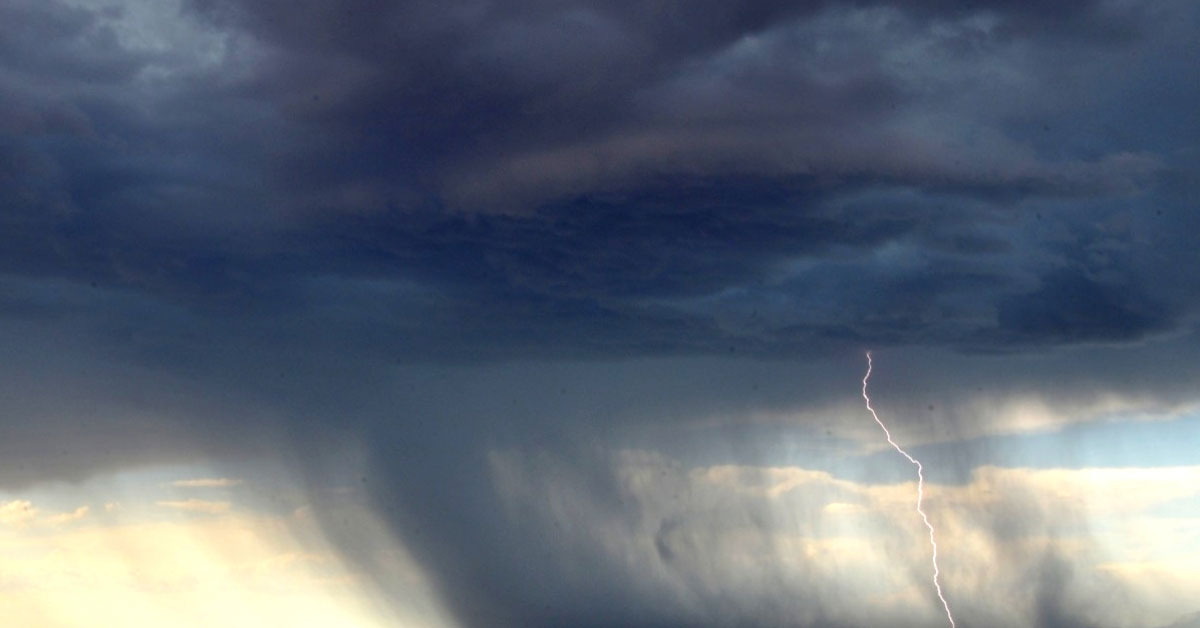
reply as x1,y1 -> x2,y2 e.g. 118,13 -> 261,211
1,0 -> 1197,363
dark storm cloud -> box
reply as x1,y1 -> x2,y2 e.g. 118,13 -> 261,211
3,1 -> 1200,627
2,0 -> 1195,361
995,269 -> 1174,345
169,0 -> 1167,214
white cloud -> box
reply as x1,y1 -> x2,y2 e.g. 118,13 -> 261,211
0,500 -> 38,527
2,501 -> 91,527
45,505 -> 90,526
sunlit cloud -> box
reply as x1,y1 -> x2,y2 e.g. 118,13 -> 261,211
44,505 -> 90,526
0,500 -> 38,528
0,501 -> 91,528
490,447 -> 1200,627
156,499 -> 234,515
0,466 -> 455,628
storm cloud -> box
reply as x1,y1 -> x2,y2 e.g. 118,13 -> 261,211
2,0 -> 1199,626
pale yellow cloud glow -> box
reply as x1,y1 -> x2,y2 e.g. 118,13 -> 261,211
44,506 -> 90,526
0,468 -> 455,628
0,500 -> 39,527
156,498 -> 233,515
1,501 -> 92,528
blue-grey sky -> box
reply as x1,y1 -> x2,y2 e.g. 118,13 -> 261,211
2,1 -> 1199,626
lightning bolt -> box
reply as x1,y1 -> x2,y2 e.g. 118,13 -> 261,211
862,351 -> 956,628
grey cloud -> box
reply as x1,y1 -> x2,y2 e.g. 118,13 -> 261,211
169,0 -> 1176,214
0,0 -> 145,83
1162,612 -> 1200,628
2,1 -> 1199,626
354,442 -> 1157,628
2,0 -> 1193,362
994,269 -> 1175,345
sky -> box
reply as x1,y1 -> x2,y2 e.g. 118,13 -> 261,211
1,0 -> 1199,626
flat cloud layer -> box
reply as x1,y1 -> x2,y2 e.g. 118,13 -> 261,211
2,0 -> 1199,626
2,0 -> 1198,359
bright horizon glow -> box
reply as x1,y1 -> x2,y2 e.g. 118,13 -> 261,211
0,464 -> 453,628
4,434 -> 1199,626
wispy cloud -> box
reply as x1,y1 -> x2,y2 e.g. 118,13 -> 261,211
2,501 -> 92,527
170,477 -> 243,488
156,499 -> 232,515
45,505 -> 90,526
